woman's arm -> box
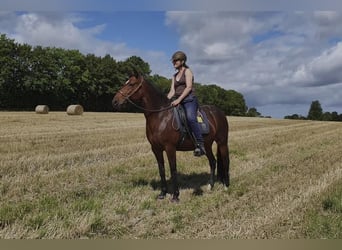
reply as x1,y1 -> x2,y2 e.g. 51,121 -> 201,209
167,77 -> 176,99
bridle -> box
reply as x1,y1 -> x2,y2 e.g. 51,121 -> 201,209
118,77 -> 144,100
117,77 -> 173,113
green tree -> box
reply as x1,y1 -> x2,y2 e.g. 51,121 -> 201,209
84,54 -> 121,111
246,107 -> 261,117
149,74 -> 171,94
331,111 -> 340,121
225,89 -> 248,116
284,114 -> 306,120
196,84 -> 247,116
307,100 -> 323,120
0,34 -> 15,108
0,34 -> 35,109
322,112 -> 332,121
118,56 -> 151,77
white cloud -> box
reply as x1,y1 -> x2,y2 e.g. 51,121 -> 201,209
292,42 -> 342,86
1,12 -> 136,61
165,11 -> 342,117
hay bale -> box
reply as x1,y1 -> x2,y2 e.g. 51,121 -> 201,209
66,104 -> 84,115
35,105 -> 49,114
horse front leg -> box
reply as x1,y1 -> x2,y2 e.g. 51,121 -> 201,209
165,147 -> 179,202
152,146 -> 167,199
205,146 -> 216,190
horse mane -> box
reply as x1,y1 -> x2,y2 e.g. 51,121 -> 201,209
143,77 -> 171,106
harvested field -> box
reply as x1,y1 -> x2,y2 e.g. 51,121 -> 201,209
0,112 -> 341,239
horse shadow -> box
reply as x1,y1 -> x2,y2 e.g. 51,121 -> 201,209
132,172 -> 211,196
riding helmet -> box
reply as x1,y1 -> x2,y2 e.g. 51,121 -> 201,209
171,51 -> 187,62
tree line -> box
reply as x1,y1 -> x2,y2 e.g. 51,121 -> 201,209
285,100 -> 342,121
0,34 -> 253,115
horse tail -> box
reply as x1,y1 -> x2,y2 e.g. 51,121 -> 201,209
203,105 -> 230,187
212,106 -> 229,187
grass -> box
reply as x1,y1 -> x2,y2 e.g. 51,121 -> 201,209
0,111 -> 341,239
302,179 -> 342,239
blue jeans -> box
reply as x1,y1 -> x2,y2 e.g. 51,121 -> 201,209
181,96 -> 203,144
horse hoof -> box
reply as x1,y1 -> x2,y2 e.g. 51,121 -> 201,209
207,184 -> 213,191
171,195 -> 179,203
224,185 -> 229,191
157,192 -> 166,200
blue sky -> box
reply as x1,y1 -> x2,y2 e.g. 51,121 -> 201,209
1,1 -> 342,118
74,12 -> 178,53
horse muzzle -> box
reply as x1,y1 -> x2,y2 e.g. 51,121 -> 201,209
112,95 -> 128,111
112,97 -> 121,111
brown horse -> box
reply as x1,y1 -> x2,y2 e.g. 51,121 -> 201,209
112,74 -> 230,202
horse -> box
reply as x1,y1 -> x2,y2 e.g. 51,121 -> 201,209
112,74 -> 230,202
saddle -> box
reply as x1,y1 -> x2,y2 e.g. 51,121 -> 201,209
172,106 -> 210,146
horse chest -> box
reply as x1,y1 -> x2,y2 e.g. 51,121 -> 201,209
146,117 -> 178,145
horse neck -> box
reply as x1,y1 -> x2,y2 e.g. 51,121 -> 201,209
141,81 -> 170,113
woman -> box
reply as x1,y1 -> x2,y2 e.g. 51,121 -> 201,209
167,51 -> 206,157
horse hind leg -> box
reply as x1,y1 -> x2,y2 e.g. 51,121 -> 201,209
217,143 -> 230,189
224,147 -> 230,188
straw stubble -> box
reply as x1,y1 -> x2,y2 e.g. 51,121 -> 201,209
0,112 -> 341,239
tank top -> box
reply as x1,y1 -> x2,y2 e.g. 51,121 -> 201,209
174,69 -> 195,97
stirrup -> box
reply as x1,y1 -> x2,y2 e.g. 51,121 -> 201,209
194,145 -> 206,157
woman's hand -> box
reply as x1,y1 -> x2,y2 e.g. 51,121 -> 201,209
171,98 -> 181,106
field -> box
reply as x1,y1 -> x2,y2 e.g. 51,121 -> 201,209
0,112 -> 341,239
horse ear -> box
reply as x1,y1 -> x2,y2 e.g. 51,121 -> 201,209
126,64 -> 141,79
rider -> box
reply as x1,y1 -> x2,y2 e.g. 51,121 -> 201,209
167,51 -> 206,157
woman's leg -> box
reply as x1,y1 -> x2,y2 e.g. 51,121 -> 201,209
182,98 -> 206,156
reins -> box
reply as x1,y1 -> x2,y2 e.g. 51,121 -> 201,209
118,77 -> 173,113
125,97 -> 173,113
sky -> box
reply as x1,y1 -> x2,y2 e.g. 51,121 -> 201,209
1,1 -> 342,118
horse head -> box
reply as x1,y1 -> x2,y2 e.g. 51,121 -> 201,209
112,74 -> 144,111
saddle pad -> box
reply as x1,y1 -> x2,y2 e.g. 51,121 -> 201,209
173,106 -> 210,135
197,109 -> 210,134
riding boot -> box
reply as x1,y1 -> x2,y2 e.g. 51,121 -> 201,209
194,141 -> 206,157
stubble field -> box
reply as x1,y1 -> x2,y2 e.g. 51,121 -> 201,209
0,112 -> 341,239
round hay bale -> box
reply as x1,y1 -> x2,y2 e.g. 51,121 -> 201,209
66,104 -> 84,115
35,105 -> 49,114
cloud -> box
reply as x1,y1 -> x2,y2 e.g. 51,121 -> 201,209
312,11 -> 342,39
1,12 -> 139,61
4,0 -> 341,11
166,11 -> 342,117
292,42 -> 342,86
